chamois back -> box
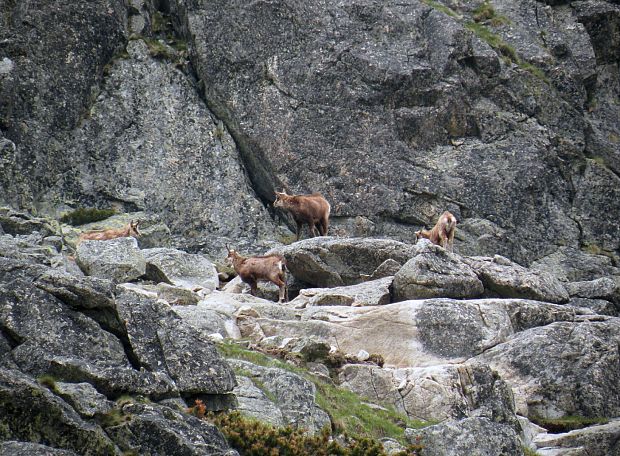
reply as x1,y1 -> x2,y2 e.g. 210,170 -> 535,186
274,191 -> 330,241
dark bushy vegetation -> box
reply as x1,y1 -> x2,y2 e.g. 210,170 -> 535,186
60,207 -> 116,226
530,415 -> 610,433
189,403 -> 423,456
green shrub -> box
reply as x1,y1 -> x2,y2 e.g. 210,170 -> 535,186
216,341 -> 431,445
194,409 -> 423,456
60,207 -> 116,226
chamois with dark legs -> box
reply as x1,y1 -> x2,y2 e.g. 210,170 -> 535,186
274,190 -> 331,241
226,246 -> 289,303
415,211 -> 457,252
78,220 -> 141,244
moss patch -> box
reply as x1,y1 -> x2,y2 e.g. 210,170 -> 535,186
530,415 -> 610,433
60,207 -> 116,226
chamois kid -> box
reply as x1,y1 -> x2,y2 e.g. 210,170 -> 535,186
274,190 -> 331,241
78,220 -> 141,244
415,211 -> 457,252
226,246 -> 289,303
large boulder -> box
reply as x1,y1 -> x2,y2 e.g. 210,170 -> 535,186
476,319 -> 620,419
226,359 -> 331,434
104,401 -> 236,456
530,246 -> 620,282
405,417 -> 523,456
565,276 -> 619,304
0,442 -> 79,456
464,255 -> 569,303
250,298 -> 579,367
142,247 -> 219,294
533,419 -> 620,456
76,237 -> 146,283
0,369 -> 117,454
115,286 -> 237,397
392,241 -> 483,301
340,362 -> 517,425
0,258 -> 130,377
290,277 -> 393,308
271,237 -> 416,287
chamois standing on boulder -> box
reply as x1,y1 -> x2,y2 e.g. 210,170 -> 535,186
274,190 -> 331,241
415,211 -> 457,252
77,220 -> 141,244
226,246 -> 289,303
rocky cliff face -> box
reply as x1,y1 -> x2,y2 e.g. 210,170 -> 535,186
1,0 -> 620,454
1,0 -> 618,264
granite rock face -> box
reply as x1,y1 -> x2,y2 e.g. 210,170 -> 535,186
0,225 -> 237,455
168,0 -> 619,265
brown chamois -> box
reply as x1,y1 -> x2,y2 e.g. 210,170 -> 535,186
78,220 -> 141,244
274,190 -> 331,241
226,246 -> 288,303
415,211 -> 457,252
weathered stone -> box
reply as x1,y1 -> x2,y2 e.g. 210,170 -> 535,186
533,419 -> 620,456
405,417 -> 522,456
115,286 -> 236,396
290,277 -> 393,308
340,362 -> 517,425
0,442 -> 80,456
464,255 -> 569,303
48,359 -> 177,399
156,283 -> 200,306
104,402 -> 236,456
226,359 -> 330,434
271,237 -> 416,287
0,369 -> 117,454
76,237 -> 146,283
565,277 -> 619,303
0,258 -> 130,377
0,233 -> 61,266
34,269 -> 116,310
0,207 -> 57,237
568,297 -> 619,317
229,376 -> 286,427
173,302 -> 240,340
369,259 -> 403,280
54,382 -> 114,418
143,247 -> 219,294
476,319 -> 620,418
254,298 -> 577,368
530,247 -> 619,282
393,241 -> 483,300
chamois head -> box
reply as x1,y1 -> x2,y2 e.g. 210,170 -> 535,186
225,244 -> 241,263
129,220 -> 141,237
273,190 -> 291,208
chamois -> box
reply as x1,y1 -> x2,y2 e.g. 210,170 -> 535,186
274,190 -> 331,241
226,246 -> 288,302
78,220 -> 141,244
415,211 -> 457,252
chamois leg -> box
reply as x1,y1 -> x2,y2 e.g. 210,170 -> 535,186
273,277 -> 288,303
319,217 -> 329,236
295,221 -> 302,241
309,222 -> 318,237
448,229 -> 455,252
248,280 -> 258,296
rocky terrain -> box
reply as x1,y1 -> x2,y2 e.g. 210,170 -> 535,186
1,0 -> 619,454
0,208 -> 619,455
